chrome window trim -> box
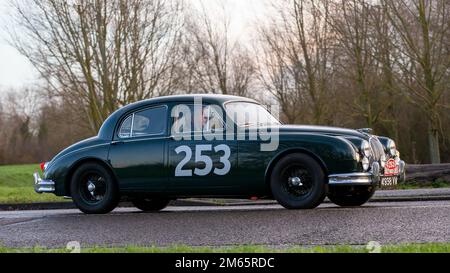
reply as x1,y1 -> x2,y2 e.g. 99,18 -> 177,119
118,115 -> 133,138
130,113 -> 135,138
119,136 -> 173,144
369,136 -> 384,161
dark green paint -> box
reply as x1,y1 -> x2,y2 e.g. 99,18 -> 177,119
43,95 -> 389,198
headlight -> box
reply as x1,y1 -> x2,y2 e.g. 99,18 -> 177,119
387,140 -> 397,157
362,157 -> 370,171
361,140 -> 371,157
354,152 -> 360,162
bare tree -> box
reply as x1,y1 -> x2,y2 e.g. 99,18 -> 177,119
181,2 -> 255,96
0,88 -> 92,164
6,0 -> 184,133
256,0 -> 335,124
291,0 -> 334,124
370,3 -> 401,140
383,0 -> 450,163
0,99 -> 4,164
328,0 -> 387,128
256,9 -> 307,124
0,89 -> 40,164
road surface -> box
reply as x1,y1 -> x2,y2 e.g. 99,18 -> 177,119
0,200 -> 449,248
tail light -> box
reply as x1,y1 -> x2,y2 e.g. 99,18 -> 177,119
40,162 -> 48,172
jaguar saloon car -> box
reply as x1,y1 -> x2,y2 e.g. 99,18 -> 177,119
34,94 -> 406,214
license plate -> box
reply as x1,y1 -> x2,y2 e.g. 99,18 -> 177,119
381,176 -> 398,189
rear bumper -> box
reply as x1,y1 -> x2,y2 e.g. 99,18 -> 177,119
33,172 -> 55,193
329,160 -> 406,186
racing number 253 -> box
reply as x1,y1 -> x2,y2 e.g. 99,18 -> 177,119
175,145 -> 231,177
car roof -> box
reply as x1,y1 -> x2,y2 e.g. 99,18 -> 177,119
98,94 -> 258,139
116,94 -> 258,116
126,94 -> 255,107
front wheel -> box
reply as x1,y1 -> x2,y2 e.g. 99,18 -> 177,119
328,186 -> 375,207
270,153 -> 327,209
70,163 -> 119,214
132,198 -> 171,212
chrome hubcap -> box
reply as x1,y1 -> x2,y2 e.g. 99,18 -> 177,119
289,176 -> 303,187
87,181 -> 96,197
80,172 -> 106,204
282,165 -> 313,197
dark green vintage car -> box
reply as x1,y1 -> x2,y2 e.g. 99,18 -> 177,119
34,94 -> 405,214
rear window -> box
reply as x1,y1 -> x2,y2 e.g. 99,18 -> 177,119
118,106 -> 167,138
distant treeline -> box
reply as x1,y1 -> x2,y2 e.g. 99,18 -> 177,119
0,0 -> 449,164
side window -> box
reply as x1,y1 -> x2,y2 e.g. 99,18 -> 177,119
172,104 -> 224,134
202,105 -> 224,133
118,106 -> 167,139
118,116 -> 133,138
133,107 -> 167,136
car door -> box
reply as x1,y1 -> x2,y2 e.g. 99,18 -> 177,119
108,105 -> 169,192
167,103 -> 238,195
234,129 -> 269,193
225,101 -> 281,194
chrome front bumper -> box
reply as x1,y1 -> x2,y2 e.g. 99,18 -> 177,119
33,172 -> 55,193
329,160 -> 406,186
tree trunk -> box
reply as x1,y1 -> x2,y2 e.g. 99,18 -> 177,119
428,123 -> 441,164
406,164 -> 450,183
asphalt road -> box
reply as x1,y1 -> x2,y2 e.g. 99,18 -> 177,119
0,200 -> 449,248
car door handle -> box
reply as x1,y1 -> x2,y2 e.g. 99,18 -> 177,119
111,141 -> 124,146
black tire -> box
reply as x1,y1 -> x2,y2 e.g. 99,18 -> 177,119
270,153 -> 327,209
70,162 -> 119,214
328,186 -> 375,207
132,198 -> 171,212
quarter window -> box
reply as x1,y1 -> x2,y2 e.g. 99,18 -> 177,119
118,106 -> 167,138
118,116 -> 133,138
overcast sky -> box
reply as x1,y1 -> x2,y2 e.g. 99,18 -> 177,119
0,1 -> 39,90
0,0 -> 269,91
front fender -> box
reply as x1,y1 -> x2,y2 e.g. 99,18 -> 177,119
265,133 -> 361,181
45,143 -> 111,196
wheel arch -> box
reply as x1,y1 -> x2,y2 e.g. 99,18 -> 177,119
264,148 -> 329,187
64,158 -> 118,197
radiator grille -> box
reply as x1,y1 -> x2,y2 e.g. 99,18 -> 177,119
369,137 -> 385,161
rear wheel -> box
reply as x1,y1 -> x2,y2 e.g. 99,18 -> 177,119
328,186 -> 375,207
132,198 -> 171,212
70,163 -> 119,214
270,153 -> 327,209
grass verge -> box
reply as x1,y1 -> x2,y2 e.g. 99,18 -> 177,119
0,164 -> 66,204
0,243 -> 449,253
397,179 -> 450,190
